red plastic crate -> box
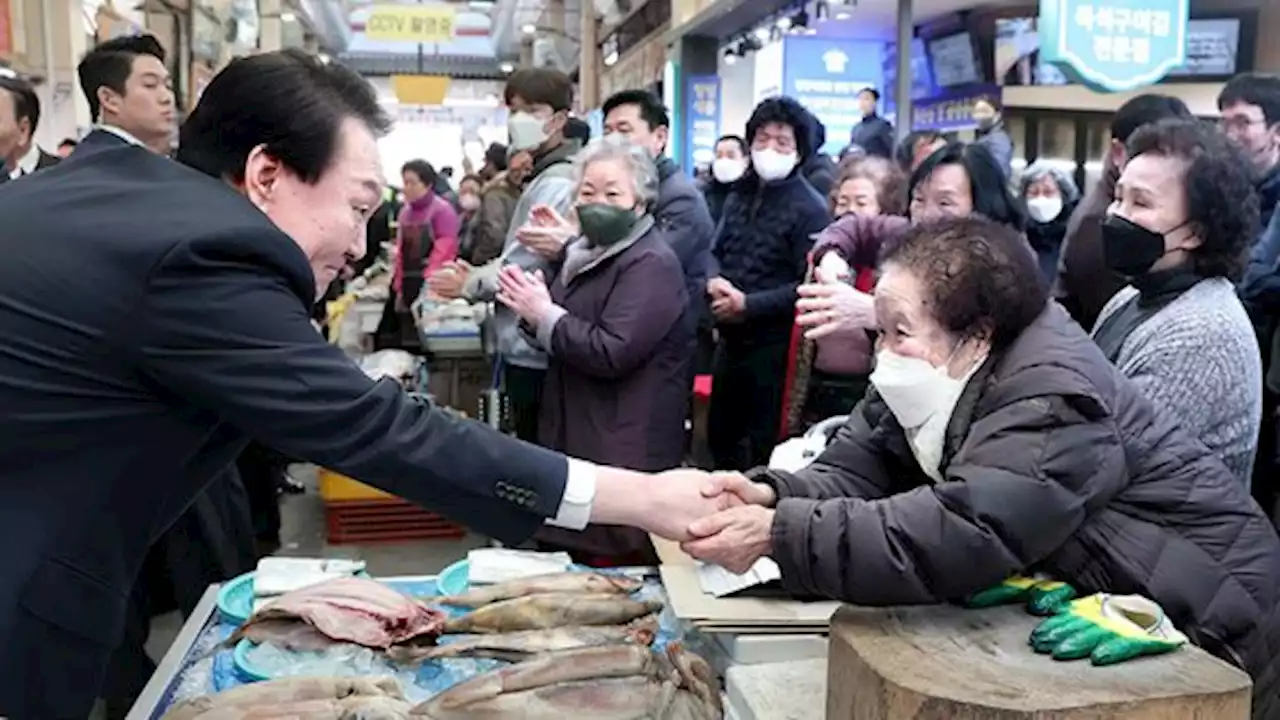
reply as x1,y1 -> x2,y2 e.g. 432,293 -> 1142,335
324,499 -> 467,544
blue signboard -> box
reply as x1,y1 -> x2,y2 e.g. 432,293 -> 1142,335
782,37 -> 884,156
1039,0 -> 1190,93
911,84 -> 1002,132
881,38 -> 937,111
682,75 -> 721,176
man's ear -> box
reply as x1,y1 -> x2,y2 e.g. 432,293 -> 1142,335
96,86 -> 119,120
242,144 -> 283,211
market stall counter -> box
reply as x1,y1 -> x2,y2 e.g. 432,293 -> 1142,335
125,556 -> 715,719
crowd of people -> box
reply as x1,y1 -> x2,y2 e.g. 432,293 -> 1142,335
6,28 -> 1280,718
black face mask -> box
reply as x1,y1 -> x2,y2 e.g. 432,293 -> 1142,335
1101,214 -> 1172,278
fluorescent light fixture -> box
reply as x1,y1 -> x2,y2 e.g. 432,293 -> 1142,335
521,23 -> 537,34
753,27 -> 770,41
281,11 -> 296,22
499,62 -> 515,73
835,11 -> 851,19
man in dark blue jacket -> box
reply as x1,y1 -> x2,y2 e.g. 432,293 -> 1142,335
0,50 -> 727,719
602,89 -> 716,322
706,96 -> 832,470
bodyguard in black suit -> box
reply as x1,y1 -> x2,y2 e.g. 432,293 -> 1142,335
0,49 -> 720,718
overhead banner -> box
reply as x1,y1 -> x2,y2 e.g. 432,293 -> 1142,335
1039,0 -> 1189,93
365,4 -> 457,43
911,84 -> 1001,132
782,37 -> 883,156
391,75 -> 450,105
682,75 -> 721,175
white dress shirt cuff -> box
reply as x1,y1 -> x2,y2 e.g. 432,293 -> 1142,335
545,457 -> 596,530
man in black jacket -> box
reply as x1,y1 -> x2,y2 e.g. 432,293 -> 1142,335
707,97 -> 831,470
848,87 -> 894,159
0,50 -> 726,719
0,75 -> 60,180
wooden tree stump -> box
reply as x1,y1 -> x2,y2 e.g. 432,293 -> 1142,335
826,604 -> 1252,719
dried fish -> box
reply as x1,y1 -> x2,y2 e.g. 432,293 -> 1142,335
162,677 -> 407,720
437,572 -> 643,608
389,617 -> 658,664
227,577 -> 446,651
443,593 -> 663,634
410,645 -> 722,719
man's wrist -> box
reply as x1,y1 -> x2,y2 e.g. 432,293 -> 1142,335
588,466 -> 648,529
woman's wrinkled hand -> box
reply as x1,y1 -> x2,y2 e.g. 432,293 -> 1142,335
795,282 -> 876,340
681,506 -> 776,574
496,265 -> 553,325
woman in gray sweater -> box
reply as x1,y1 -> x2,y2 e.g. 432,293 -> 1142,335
1092,118 -> 1262,485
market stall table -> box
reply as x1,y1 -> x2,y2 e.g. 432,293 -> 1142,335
125,571 -> 684,719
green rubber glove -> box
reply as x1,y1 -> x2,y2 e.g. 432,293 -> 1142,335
964,574 -> 1077,616
1030,593 -> 1187,665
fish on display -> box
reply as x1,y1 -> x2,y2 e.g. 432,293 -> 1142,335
437,571 -> 644,608
227,576 -> 447,651
443,593 -> 664,635
412,644 -> 723,719
162,677 -> 413,720
389,616 -> 659,664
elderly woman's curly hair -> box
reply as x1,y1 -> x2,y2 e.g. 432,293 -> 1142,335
882,216 -> 1048,349
1125,118 -> 1259,281
831,155 -> 909,216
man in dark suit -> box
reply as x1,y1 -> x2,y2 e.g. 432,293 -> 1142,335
0,49 -> 725,719
0,75 -> 60,181
67,36 -> 257,720
848,87 -> 895,159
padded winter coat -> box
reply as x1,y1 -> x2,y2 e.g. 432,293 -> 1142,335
758,303 -> 1280,718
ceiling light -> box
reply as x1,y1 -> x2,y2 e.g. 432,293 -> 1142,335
753,27 -> 770,42
499,62 -> 515,73
604,50 -> 619,66
281,11 -> 296,22
776,16 -> 792,30
835,11 -> 851,19
521,23 -> 537,34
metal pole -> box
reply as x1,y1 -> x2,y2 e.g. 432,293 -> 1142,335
895,0 -> 913,141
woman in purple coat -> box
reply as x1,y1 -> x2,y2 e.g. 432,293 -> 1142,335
496,136 -> 694,566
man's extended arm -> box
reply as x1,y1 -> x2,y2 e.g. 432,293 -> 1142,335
129,230 -> 717,543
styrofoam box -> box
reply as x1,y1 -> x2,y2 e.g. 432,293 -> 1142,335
713,633 -> 828,665
725,658 -> 827,720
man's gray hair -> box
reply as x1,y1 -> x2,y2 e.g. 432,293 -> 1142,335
571,134 -> 661,209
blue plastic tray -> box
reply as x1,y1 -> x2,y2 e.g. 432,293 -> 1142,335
436,559 -> 469,597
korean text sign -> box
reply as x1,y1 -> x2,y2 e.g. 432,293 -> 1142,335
365,5 -> 458,43
682,76 -> 721,175
782,37 -> 883,156
1039,0 -> 1189,93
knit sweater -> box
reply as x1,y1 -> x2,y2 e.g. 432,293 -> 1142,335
1093,277 -> 1262,485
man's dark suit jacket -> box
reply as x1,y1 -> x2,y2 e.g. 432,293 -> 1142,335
0,132 -> 570,719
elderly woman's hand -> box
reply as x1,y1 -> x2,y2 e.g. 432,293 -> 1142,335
681,505 -> 776,574
516,204 -> 577,259
796,282 -> 876,340
496,265 -> 554,325
701,472 -> 777,507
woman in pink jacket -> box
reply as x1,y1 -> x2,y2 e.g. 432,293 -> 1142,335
376,159 -> 461,350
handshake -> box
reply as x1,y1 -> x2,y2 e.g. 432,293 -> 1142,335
614,469 -> 779,575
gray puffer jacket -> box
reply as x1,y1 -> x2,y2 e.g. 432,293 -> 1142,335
758,303 -> 1280,717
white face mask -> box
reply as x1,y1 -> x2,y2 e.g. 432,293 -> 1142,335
712,157 -> 746,184
870,347 -> 984,482
1026,195 -> 1064,224
751,148 -> 798,182
508,111 -> 550,151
